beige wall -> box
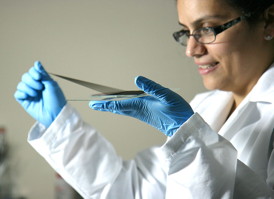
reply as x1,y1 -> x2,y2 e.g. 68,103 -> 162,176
0,0 -> 205,198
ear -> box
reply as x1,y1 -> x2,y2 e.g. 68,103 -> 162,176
264,4 -> 274,36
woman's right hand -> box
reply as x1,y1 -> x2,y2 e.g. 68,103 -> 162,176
14,61 -> 67,128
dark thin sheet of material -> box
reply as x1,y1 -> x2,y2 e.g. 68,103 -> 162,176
50,73 -> 147,101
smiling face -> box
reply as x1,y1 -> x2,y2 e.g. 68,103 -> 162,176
177,0 -> 273,100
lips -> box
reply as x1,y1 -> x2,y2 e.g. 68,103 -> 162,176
198,62 -> 219,69
197,62 -> 219,75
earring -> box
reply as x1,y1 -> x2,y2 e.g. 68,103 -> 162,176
265,35 -> 273,41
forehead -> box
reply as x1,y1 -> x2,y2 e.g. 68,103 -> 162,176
177,0 -> 239,25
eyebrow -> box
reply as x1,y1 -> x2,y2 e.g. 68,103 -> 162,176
178,15 -> 227,28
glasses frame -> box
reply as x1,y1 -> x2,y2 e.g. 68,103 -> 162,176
173,15 -> 249,46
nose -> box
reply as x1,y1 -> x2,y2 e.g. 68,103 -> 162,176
185,36 -> 206,57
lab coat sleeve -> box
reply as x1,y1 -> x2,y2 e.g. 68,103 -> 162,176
28,104 -> 124,198
162,113 -> 274,199
27,104 -> 168,199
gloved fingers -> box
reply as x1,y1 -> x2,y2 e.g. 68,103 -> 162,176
89,99 -> 139,115
22,72 -> 44,91
135,76 -> 179,104
90,100 -> 122,113
33,61 -> 52,81
33,61 -> 60,90
28,66 -> 42,81
14,90 -> 28,100
16,81 -> 40,98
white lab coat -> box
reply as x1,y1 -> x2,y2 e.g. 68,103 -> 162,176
28,65 -> 274,199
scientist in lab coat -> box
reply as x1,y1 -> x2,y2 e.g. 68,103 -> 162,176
15,0 -> 274,198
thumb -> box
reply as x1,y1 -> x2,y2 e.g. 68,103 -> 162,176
135,76 -> 175,104
34,61 -> 52,81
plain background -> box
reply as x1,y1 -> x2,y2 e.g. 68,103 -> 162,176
0,0 -> 206,198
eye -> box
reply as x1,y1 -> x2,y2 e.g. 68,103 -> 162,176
173,29 -> 190,40
173,29 -> 191,46
199,27 -> 214,35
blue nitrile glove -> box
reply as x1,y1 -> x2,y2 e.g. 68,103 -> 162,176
14,61 -> 66,128
89,76 -> 194,136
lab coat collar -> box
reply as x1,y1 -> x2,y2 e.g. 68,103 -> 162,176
247,63 -> 274,104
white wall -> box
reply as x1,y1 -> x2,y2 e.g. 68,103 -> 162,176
0,0 -> 205,198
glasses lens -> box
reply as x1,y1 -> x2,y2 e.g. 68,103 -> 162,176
196,27 -> 215,44
173,27 -> 216,46
173,31 -> 188,46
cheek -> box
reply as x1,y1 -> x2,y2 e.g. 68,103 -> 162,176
214,24 -> 253,53
207,43 -> 243,81
215,50 -> 242,79
208,43 -> 234,63
209,30 -> 252,66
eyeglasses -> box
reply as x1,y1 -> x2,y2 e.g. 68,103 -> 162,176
173,15 -> 248,46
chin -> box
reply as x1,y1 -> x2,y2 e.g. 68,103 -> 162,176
203,80 -> 221,91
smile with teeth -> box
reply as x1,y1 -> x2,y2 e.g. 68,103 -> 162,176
199,62 -> 219,69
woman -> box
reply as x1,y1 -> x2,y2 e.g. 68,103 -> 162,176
14,0 -> 274,198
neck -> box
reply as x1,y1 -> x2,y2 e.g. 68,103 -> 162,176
226,93 -> 246,120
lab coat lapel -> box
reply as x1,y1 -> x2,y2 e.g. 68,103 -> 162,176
219,64 -> 274,138
218,64 -> 274,168
191,90 -> 234,132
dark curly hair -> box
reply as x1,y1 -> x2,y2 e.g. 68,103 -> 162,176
176,0 -> 274,23
226,0 -> 274,21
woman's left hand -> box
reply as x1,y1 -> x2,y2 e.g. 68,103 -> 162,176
89,76 -> 194,136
